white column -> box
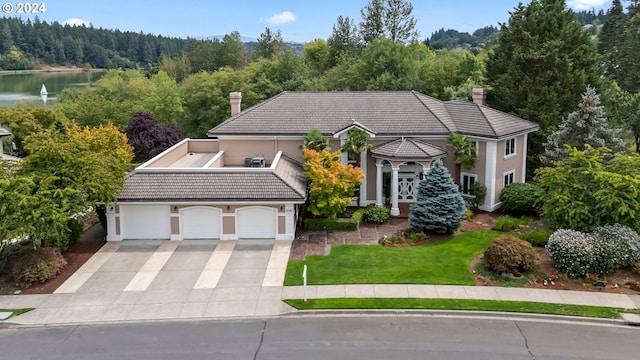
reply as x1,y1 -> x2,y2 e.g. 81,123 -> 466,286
376,161 -> 383,207
340,135 -> 348,165
106,203 -> 119,241
391,166 -> 400,216
521,134 -> 528,182
359,149 -> 368,207
484,141 -> 497,211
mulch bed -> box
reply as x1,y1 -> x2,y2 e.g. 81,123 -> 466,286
0,218 -> 106,295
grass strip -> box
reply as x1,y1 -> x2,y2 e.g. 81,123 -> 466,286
285,230 -> 500,286
0,308 -> 33,320
284,298 -> 638,319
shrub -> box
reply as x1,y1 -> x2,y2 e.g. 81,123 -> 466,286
12,247 -> 67,284
304,209 -> 366,231
547,225 -> 640,277
546,229 -> 594,277
499,182 -> 541,214
493,215 -> 532,232
525,228 -> 553,246
469,182 -> 487,210
464,207 -> 474,221
634,261 -> 640,276
591,224 -> 640,273
363,206 -> 390,224
483,235 -> 537,275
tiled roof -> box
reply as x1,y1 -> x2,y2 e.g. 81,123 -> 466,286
444,101 -> 539,138
371,138 -> 447,160
118,157 -> 307,202
208,91 -> 539,139
209,91 -> 453,137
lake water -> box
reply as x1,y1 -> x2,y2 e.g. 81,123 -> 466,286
0,70 -> 106,108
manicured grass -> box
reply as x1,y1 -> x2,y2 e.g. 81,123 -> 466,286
0,308 -> 33,320
285,298 -> 633,319
284,230 -> 501,286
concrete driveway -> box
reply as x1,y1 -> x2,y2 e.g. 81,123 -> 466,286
4,239 -> 295,325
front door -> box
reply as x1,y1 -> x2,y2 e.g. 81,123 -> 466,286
398,172 -> 418,203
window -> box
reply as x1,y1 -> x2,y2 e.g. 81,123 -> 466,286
504,170 -> 515,187
461,173 -> 477,195
505,138 -> 516,157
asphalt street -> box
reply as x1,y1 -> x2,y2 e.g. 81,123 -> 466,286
1,315 -> 638,360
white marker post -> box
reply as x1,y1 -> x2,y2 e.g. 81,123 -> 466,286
302,264 -> 308,303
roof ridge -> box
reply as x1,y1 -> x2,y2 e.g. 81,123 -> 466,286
411,91 -> 457,133
477,104 -> 498,137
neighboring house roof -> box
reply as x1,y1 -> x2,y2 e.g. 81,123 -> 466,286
0,126 -> 11,137
119,156 -> 307,202
371,138 -> 447,160
208,91 -> 539,139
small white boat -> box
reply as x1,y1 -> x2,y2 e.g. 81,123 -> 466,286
40,84 -> 48,96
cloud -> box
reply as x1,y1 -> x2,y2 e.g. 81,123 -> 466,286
567,0 -> 610,10
263,11 -> 296,25
63,18 -> 92,27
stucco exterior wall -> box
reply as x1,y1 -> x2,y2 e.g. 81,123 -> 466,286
494,134 -> 526,205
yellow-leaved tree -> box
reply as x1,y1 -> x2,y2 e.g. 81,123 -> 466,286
303,148 -> 363,218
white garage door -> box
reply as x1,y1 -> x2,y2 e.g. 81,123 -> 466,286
237,207 -> 277,239
120,204 -> 171,239
181,207 -> 221,239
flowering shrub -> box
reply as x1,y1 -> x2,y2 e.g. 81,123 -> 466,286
592,224 -> 640,273
547,225 -> 640,277
546,229 -> 594,277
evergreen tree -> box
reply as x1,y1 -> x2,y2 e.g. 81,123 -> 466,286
619,8 -> 640,93
253,27 -> 283,60
486,0 -> 601,175
409,159 -> 466,234
359,0 -> 385,44
327,16 -> 361,66
384,0 -> 419,43
542,87 -> 625,165
598,0 -> 628,80
359,0 -> 418,44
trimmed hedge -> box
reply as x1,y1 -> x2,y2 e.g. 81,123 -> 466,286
363,206 -> 391,224
483,234 -> 537,275
525,228 -> 553,246
304,209 -> 366,231
499,182 -> 541,214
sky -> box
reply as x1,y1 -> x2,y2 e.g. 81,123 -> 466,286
2,0 -> 614,43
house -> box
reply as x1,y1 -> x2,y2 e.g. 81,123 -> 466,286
106,89 -> 538,241
0,125 -> 20,162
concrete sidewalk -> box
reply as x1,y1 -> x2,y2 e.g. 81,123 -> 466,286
3,283 -> 640,326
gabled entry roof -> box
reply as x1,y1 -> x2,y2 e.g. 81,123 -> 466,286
371,138 -> 447,160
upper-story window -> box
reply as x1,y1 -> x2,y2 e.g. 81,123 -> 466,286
505,137 -> 516,157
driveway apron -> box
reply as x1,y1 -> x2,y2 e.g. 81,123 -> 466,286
5,239 -> 294,325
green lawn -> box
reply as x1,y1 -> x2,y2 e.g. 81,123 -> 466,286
284,230 -> 500,286
285,298 -> 637,319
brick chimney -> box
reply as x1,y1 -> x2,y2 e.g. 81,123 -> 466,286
230,92 -> 242,116
472,88 -> 487,106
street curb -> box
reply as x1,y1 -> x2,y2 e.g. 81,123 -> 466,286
280,309 -> 628,326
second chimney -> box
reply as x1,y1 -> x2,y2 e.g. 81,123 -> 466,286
230,92 -> 242,116
472,88 -> 487,106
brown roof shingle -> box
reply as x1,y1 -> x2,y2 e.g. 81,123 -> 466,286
119,157 -> 306,202
208,91 -> 539,139
371,138 -> 447,160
